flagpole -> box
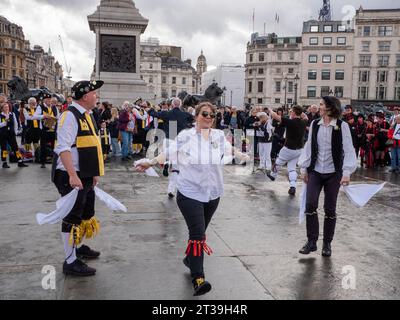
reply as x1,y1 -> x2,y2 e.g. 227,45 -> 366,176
252,8 -> 255,33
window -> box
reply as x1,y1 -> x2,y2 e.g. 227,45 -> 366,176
338,25 -> 346,32
275,98 -> 281,104
258,81 -> 264,93
322,55 -> 331,63
0,84 -> 4,94
288,81 -> 294,93
309,37 -> 318,45
0,54 -> 4,65
162,76 -> 167,84
149,63 -> 153,69
171,89 -> 177,97
288,68 -> 294,74
378,55 -> 390,67
395,87 -> 400,101
182,77 -> 186,85
258,98 -> 263,104
323,37 -> 332,45
359,70 -> 370,82
277,52 -> 282,60
322,70 -> 331,80
335,86 -> 344,98
172,77 -> 176,84
12,69 -> 16,77
396,71 -> 400,83
277,38 -> 284,45
336,55 -> 345,63
248,81 -> 252,93
397,55 -> 400,67
307,86 -> 317,98
310,25 -> 319,33
12,56 -> 16,67
287,98 -> 293,104
377,70 -> 388,83
360,55 -> 371,66
249,69 -> 253,75
0,69 -> 5,79
258,68 -> 264,75
362,41 -> 370,52
309,55 -> 318,63
376,86 -> 387,100
335,70 -> 345,80
11,40 -> 16,49
363,26 -> 371,37
275,81 -> 281,93
248,98 -> 252,104
289,52 -> 295,61
324,25 -> 333,32
337,37 -> 346,45
358,87 -> 369,100
149,76 -> 153,83
249,54 -> 253,62
378,41 -> 391,51
276,68 -> 281,74
259,53 -> 265,62
378,26 -> 393,37
308,70 -> 317,80
321,86 -> 331,97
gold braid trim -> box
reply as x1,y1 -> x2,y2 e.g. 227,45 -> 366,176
69,225 -> 83,247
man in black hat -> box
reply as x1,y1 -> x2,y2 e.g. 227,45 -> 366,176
52,80 -> 105,277
34,90 -> 60,168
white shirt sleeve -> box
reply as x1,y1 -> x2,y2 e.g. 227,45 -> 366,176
298,121 -> 314,174
54,112 -> 78,156
34,106 -> 45,120
13,113 -> 18,135
133,109 -> 148,120
341,122 -> 358,178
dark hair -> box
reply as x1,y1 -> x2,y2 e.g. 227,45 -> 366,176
322,96 -> 341,119
291,105 -> 303,117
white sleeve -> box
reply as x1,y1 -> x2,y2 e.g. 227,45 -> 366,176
13,113 -> 19,135
341,122 -> 358,178
23,109 -> 32,122
133,109 -> 148,120
34,106 -> 45,120
298,121 -> 313,174
54,112 -> 78,156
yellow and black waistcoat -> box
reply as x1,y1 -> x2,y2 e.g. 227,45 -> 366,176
41,104 -> 58,132
27,108 -> 39,129
67,106 -> 104,178
0,113 -> 14,135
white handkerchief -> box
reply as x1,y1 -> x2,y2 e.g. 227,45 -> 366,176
299,183 -> 307,225
342,183 -> 386,208
94,187 -> 127,212
134,159 -> 160,178
36,188 -> 79,225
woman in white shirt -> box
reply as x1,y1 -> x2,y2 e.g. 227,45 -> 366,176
136,102 -> 249,296
298,96 -> 357,258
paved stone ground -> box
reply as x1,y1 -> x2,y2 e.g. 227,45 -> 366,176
0,159 -> 399,300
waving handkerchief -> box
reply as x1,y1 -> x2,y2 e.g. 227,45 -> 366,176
36,188 -> 79,225
134,159 -> 160,177
94,187 -> 127,212
342,183 -> 386,208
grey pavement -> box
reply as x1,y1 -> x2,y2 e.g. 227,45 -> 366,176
0,159 -> 399,300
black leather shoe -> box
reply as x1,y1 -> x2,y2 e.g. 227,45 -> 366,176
163,163 -> 169,177
288,187 -> 296,196
322,242 -> 332,257
168,193 -> 175,199
40,164 -> 46,168
18,162 -> 28,168
193,278 -> 212,296
299,241 -> 317,255
76,245 -> 101,259
183,256 -> 190,269
2,162 -> 10,169
63,259 -> 96,276
266,173 -> 275,181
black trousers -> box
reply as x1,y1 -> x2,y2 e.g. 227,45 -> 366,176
40,130 -> 55,165
0,132 -> 21,162
53,170 -> 95,233
305,171 -> 342,243
177,191 -> 220,280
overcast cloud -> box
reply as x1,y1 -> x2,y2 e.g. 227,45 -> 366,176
0,0 -> 398,80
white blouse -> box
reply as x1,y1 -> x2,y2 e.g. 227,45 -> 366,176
298,119 -> 357,178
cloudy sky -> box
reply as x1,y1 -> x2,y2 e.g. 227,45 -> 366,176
1,0 -> 398,80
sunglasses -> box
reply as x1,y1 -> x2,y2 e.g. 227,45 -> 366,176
201,111 -> 216,119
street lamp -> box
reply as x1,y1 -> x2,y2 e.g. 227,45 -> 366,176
294,74 -> 300,105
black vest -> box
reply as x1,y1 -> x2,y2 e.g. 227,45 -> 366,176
308,119 -> 344,173
0,113 -> 15,135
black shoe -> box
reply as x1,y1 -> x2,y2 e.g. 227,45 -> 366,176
18,162 -> 28,168
183,256 -> 190,269
2,162 -> 10,169
76,245 -> 101,260
266,173 -> 275,181
168,193 -> 175,199
299,241 -> 317,255
163,163 -> 169,177
63,259 -> 96,277
193,278 -> 212,296
288,187 -> 296,196
322,242 -> 332,257
40,164 -> 46,168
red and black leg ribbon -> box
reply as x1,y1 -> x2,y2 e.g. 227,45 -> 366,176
185,239 -> 213,257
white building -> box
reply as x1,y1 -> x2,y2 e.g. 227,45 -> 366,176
202,64 -> 245,107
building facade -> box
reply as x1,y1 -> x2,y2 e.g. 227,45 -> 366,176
0,16 -> 26,95
202,64 -> 245,107
300,20 -> 354,106
352,7 -> 400,108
